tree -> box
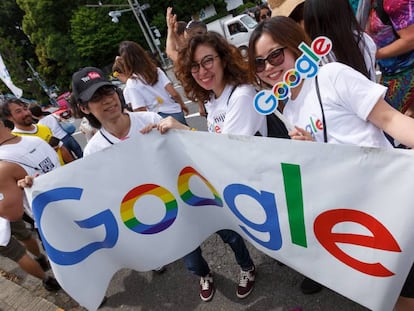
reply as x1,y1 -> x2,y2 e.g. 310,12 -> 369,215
70,6 -> 142,70
16,0 -> 83,90
0,0 -> 42,99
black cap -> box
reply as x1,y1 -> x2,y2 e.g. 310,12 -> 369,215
71,67 -> 113,102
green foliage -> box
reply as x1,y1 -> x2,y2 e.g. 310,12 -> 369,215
16,0 -> 82,90
0,0 -> 246,97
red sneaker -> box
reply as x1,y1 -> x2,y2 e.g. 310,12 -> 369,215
237,266 -> 255,298
199,273 -> 215,302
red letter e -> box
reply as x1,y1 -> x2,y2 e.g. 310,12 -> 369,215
314,209 -> 401,277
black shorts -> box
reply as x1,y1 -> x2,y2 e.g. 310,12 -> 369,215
0,236 -> 26,262
401,263 -> 414,298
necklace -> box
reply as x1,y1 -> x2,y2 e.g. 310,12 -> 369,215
0,135 -> 17,146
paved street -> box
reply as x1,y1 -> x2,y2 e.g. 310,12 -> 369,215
0,233 -> 369,311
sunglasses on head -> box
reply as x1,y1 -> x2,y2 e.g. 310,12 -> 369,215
89,85 -> 116,103
254,47 -> 286,73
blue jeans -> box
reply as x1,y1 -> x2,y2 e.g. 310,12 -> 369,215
183,230 -> 254,277
158,111 -> 188,125
61,134 -> 83,158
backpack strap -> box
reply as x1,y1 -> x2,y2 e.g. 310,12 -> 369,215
226,85 -> 238,106
315,76 -> 328,143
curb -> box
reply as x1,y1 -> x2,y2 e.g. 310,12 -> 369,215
0,275 -> 62,311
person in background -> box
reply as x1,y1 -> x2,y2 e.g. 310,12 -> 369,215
269,0 -> 305,26
303,0 -> 377,81
29,103 -> 83,159
166,7 -> 207,64
118,41 -> 189,125
166,7 -> 208,118
2,98 -> 75,165
248,16 -> 414,311
255,4 -> 272,23
360,0 -> 414,142
0,109 -> 61,292
165,31 -> 265,302
78,117 -> 97,143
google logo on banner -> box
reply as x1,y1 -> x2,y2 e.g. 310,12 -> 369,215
254,36 -> 332,115
121,184 -> 178,234
32,164 -> 401,278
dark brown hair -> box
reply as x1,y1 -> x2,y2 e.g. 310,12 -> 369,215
304,0 -> 370,78
118,41 -> 158,85
174,31 -> 252,103
112,56 -> 127,75
248,16 -> 311,87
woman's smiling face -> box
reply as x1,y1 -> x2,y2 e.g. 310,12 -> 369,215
191,44 -> 226,98
254,32 -> 297,88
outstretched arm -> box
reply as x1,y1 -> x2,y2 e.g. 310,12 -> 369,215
165,7 -> 179,63
368,98 -> 414,148
376,24 -> 414,59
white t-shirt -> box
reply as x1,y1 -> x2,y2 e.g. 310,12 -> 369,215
83,111 -> 162,156
283,62 -> 391,148
123,68 -> 182,114
323,32 -> 377,82
38,114 -> 67,140
205,84 -> 267,136
0,136 -> 60,245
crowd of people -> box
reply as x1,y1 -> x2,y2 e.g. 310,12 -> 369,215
0,0 -> 413,310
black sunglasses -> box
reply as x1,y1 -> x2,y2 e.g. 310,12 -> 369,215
89,85 -> 116,103
254,47 -> 286,73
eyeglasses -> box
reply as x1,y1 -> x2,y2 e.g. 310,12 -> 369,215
89,85 -> 116,103
190,55 -> 219,73
254,47 -> 286,73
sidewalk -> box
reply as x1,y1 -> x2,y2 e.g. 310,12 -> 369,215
0,274 -> 61,311
0,256 -> 83,311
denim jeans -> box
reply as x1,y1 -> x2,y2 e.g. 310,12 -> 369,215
61,134 -> 83,158
183,229 -> 254,277
158,111 -> 188,125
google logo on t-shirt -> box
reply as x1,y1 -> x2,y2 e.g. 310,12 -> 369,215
254,36 -> 332,115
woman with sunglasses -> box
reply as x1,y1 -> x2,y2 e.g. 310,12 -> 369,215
163,31 -> 267,302
248,16 -> 414,310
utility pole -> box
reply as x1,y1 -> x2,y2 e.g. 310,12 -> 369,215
25,60 -> 58,106
126,0 -> 167,67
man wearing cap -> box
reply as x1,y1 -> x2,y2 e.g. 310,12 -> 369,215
71,66 -> 163,156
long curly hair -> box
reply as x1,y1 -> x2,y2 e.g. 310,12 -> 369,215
174,31 -> 252,103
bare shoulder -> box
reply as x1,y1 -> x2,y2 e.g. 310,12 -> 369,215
0,161 -> 27,183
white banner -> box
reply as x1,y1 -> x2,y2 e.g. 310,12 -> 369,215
0,53 -> 22,98
25,130 -> 414,311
